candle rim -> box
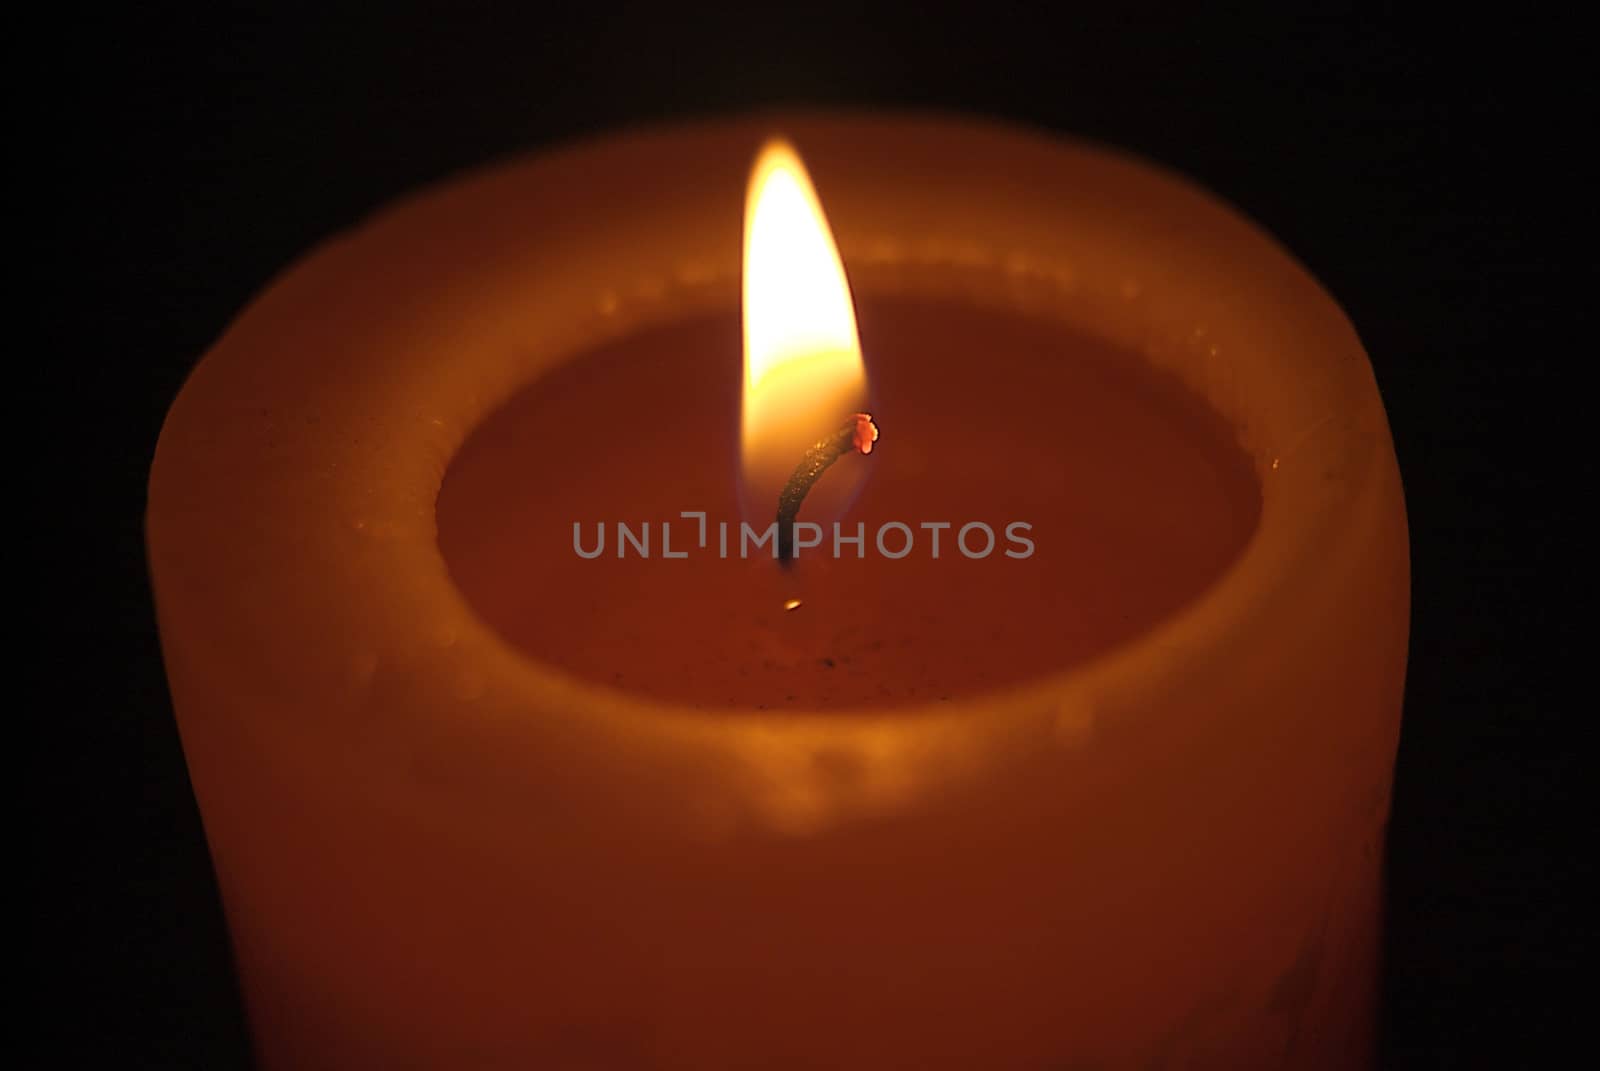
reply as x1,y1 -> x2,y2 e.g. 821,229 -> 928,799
148,109 -> 1406,834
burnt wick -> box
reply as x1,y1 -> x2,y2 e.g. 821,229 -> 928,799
776,412 -> 879,563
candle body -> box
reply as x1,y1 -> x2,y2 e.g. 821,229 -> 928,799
149,115 -> 1408,1068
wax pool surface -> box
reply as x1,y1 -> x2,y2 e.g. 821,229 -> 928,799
439,297 -> 1260,708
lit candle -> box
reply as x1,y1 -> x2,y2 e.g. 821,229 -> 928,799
148,113 -> 1408,1068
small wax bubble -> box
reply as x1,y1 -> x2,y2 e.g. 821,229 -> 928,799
783,599 -> 802,612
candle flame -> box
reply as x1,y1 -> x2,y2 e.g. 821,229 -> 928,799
741,139 -> 869,516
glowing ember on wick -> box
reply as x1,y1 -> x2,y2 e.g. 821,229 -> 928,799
776,412 -> 879,563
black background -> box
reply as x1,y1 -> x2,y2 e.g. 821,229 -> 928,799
45,5 -> 1578,1068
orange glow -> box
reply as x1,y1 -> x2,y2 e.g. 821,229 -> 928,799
741,139 -> 869,511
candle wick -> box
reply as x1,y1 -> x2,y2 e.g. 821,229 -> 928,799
775,413 -> 878,564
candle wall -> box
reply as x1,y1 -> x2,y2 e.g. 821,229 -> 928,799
148,114 -> 1408,1068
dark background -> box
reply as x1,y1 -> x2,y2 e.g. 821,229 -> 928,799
47,5 -> 1577,1068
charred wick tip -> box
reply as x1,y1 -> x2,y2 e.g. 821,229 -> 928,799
776,413 -> 878,564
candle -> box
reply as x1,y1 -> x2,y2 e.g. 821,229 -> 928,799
148,113 -> 1408,1068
